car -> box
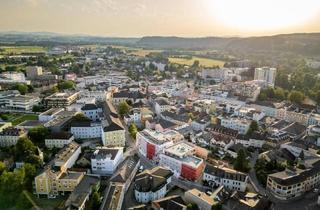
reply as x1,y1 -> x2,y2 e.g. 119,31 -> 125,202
138,165 -> 144,173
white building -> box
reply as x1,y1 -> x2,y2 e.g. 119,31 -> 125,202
254,67 -> 277,87
203,164 -> 248,192
136,129 -> 183,161
0,127 -> 27,147
4,95 -> 40,111
91,147 -> 124,175
159,141 -> 204,181
220,117 -> 251,134
45,132 -> 74,148
154,98 -> 171,116
81,103 -> 102,121
134,167 -> 173,203
71,121 -> 102,139
38,108 -> 64,122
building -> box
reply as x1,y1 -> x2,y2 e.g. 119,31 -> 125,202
0,127 -> 27,147
71,121 -> 103,140
0,71 -> 30,84
45,132 -> 74,148
267,157 -> 320,201
220,117 -> 251,134
26,66 -> 43,79
152,195 -> 187,210
154,97 -> 171,115
65,175 -> 100,210
91,147 -> 124,175
81,103 -> 102,121
134,167 -> 173,203
254,67 -> 277,87
136,129 -> 183,161
203,164 -> 248,192
103,116 -> 125,147
38,108 -> 64,122
45,92 -> 80,108
100,182 -> 125,210
159,141 -> 205,181
184,188 -> 215,210
3,95 -> 40,111
34,142 -> 83,198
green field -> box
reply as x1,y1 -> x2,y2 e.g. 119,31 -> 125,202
0,46 -> 47,55
0,113 -> 38,125
169,56 -> 225,67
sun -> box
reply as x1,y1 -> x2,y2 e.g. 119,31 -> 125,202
207,0 -> 320,31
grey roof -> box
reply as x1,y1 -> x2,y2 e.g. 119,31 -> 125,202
205,164 -> 247,182
81,103 -> 98,111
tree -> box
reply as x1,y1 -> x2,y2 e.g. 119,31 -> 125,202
128,123 -> 138,139
118,101 -> 131,117
246,120 -> 259,136
72,113 -> 91,122
192,60 -> 200,68
288,90 -> 304,104
274,87 -> 285,100
233,149 -> 250,172
28,126 -> 49,146
15,137 -> 41,166
211,203 -> 222,210
23,163 -> 36,191
15,84 -> 28,95
87,188 -> 101,210
187,203 -> 199,210
0,161 -> 5,175
15,192 -> 32,210
57,80 -> 75,90
258,92 -> 267,101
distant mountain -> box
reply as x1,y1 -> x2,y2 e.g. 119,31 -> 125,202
0,31 -> 139,45
137,33 -> 320,55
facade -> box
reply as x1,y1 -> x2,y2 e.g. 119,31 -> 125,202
254,67 -> 277,87
134,167 -> 173,203
136,129 -> 183,161
45,92 -> 80,108
267,158 -> 320,201
45,132 -> 74,148
103,117 -> 125,147
159,141 -> 205,181
38,108 -> 64,122
203,164 -> 248,192
34,142 -> 83,198
184,188 -> 215,210
220,117 -> 251,134
4,95 -> 40,111
71,121 -> 103,139
0,127 -> 27,147
91,147 -> 124,175
26,66 -> 43,79
81,103 -> 102,121
154,98 -> 171,115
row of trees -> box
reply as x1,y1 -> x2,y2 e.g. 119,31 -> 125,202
258,87 -> 305,105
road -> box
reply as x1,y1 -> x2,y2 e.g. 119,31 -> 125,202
248,150 -> 266,196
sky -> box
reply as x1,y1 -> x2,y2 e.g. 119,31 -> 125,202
0,0 -> 320,37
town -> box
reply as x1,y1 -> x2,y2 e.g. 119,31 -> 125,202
0,40 -> 320,210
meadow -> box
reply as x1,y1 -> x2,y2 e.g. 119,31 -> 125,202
169,56 -> 225,67
0,46 -> 47,55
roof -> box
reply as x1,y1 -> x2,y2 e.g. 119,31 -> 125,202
81,103 -> 98,111
46,132 -> 73,140
282,122 -> 306,136
134,167 -> 173,192
152,195 -> 186,210
103,117 -> 124,132
205,164 -> 247,182
158,119 -> 177,129
110,154 -> 140,183
65,175 -> 100,209
92,148 -> 122,160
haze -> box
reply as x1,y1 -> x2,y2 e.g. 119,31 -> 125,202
0,0 -> 320,37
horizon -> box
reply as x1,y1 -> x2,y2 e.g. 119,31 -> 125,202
1,0 -> 320,37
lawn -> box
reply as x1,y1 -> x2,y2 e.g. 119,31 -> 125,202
169,56 -> 225,67
0,46 -> 47,55
0,113 -> 38,125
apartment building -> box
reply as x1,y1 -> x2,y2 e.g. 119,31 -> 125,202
71,121 -> 103,139
91,147 -> 124,175
4,95 -> 40,111
103,117 -> 125,147
136,129 -> 183,161
220,117 -> 251,134
203,164 -> 248,192
45,92 -> 80,108
159,141 -> 205,181
254,67 -> 277,87
81,103 -> 102,121
134,167 -> 173,203
45,132 -> 74,148
154,97 -> 171,115
0,127 -> 27,147
34,142 -> 83,198
26,66 -> 43,79
267,157 -> 320,200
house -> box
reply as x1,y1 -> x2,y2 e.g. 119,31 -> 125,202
38,108 -> 64,122
134,167 -> 173,203
220,117 -> 251,135
45,132 -> 74,148
91,147 -> 124,175
71,121 -> 103,140
103,116 -> 125,147
224,191 -> 271,210
81,103 -> 102,121
152,195 -> 187,210
184,188 -> 215,210
203,164 -> 248,192
154,97 -> 171,115
0,127 -> 27,147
